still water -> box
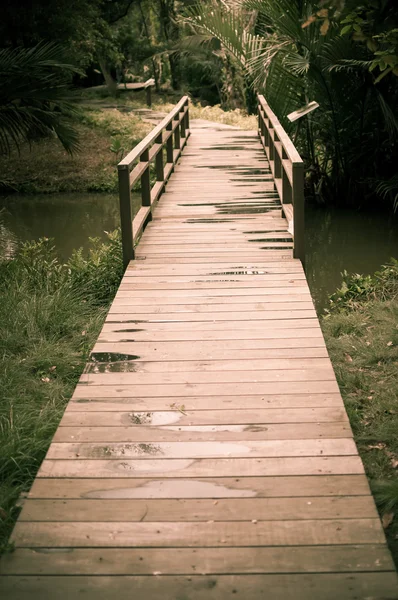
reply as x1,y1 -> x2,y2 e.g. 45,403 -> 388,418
1,193 -> 397,312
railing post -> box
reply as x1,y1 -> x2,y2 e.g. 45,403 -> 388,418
166,122 -> 174,166
269,126 -> 274,162
140,149 -> 152,223
274,134 -> 282,179
282,170 -> 292,204
292,163 -> 305,265
174,117 -> 181,150
155,133 -> 164,181
180,107 -> 186,140
185,100 -> 190,130
118,165 -> 134,268
258,104 -> 261,135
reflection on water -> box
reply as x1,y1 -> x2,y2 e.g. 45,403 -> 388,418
0,193 -> 397,312
0,192 -> 138,263
305,205 -> 398,310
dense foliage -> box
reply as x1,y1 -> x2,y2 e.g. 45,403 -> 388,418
0,0 -> 397,209
186,0 -> 398,209
0,231 -> 123,552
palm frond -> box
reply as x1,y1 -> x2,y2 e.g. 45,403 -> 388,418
184,4 -> 265,68
0,42 -> 81,156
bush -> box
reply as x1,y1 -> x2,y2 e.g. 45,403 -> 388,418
0,230 -> 123,552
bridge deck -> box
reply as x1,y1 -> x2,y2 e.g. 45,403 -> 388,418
1,124 -> 397,599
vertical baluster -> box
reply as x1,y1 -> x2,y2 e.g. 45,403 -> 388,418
269,125 -> 275,162
155,133 -> 164,182
293,162 -> 305,265
282,148 -> 292,205
274,134 -> 282,179
140,149 -> 152,224
185,100 -> 190,131
174,117 -> 180,151
118,165 -> 134,268
180,107 -> 186,141
166,121 -> 174,169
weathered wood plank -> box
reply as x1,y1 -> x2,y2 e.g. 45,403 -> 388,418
46,439 -> 356,460
71,381 -> 341,398
37,456 -> 364,478
79,368 -> 336,385
91,342 -> 329,360
100,320 -> 321,332
118,280 -> 305,290
18,496 -> 378,522
111,293 -> 313,304
2,544 -> 392,576
66,393 -> 343,411
28,475 -> 372,499
10,519 -> 384,547
2,573 -> 397,600
108,302 -> 315,314
84,358 -> 331,373
62,407 -> 347,427
54,422 -> 351,442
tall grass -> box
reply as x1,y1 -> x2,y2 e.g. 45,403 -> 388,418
0,232 -> 123,551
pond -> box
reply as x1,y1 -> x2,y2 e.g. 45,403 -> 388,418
1,193 -> 397,312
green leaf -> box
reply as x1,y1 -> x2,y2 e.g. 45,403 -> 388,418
340,25 -> 352,36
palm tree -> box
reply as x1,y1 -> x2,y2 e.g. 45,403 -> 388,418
0,43 -> 82,156
184,0 -> 398,207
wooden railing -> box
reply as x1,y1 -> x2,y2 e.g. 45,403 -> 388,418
257,95 -> 305,264
118,96 -> 190,268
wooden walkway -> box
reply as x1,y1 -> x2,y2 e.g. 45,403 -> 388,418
1,121 -> 397,599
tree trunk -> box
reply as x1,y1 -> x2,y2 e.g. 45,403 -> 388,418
98,57 -> 117,95
169,53 -> 180,90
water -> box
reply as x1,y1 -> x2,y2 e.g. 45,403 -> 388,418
0,193 -> 121,262
1,193 -> 397,311
305,205 -> 398,310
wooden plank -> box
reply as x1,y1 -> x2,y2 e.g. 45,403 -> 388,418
79,368 -> 336,385
111,294 -> 313,305
118,281 -> 305,290
2,544 -> 392,575
102,311 -> 318,322
121,273 -> 306,281
84,358 -> 332,373
71,381 -> 341,399
10,519 -> 383,547
28,474 -> 372,499
53,422 -> 352,442
66,393 -> 343,411
97,329 -> 323,344
108,302 -> 315,314
18,496 -> 378,522
2,573 -> 397,600
114,287 -> 311,297
46,439 -> 356,460
37,456 -> 363,478
90,342 -> 329,360
61,407 -> 347,427
100,320 -> 321,332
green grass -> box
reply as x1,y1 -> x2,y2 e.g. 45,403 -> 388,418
0,232 -> 123,552
0,91 -> 153,194
0,89 -> 256,195
322,260 -> 398,566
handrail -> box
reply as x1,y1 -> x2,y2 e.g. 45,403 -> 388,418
257,94 -> 305,264
118,96 -> 190,268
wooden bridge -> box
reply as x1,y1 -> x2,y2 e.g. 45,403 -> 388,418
1,97 -> 397,599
